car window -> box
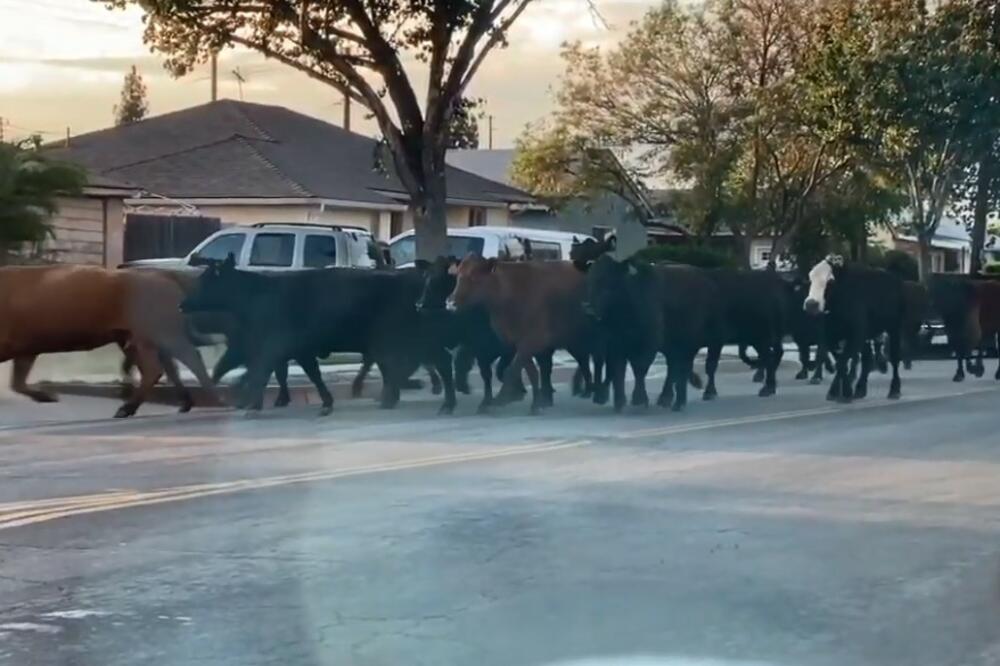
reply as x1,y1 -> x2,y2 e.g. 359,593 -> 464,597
500,236 -> 525,259
529,240 -> 562,261
303,235 -> 338,268
389,235 -> 485,264
347,233 -> 376,268
249,233 -> 295,267
192,233 -> 245,263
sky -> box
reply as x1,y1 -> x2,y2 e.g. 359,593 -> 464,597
0,0 -> 656,147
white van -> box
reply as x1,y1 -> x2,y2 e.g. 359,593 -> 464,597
388,226 -> 594,267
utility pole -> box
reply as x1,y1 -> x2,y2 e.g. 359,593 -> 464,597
343,92 -> 351,132
210,52 -> 218,102
0,117 -> 5,143
488,115 -> 494,150
64,127 -> 70,147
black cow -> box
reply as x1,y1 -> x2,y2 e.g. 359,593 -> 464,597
929,276 -> 983,382
181,255 -> 456,415
803,255 -> 904,402
583,255 -> 726,412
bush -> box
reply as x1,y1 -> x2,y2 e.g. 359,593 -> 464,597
635,243 -> 737,268
984,263 -> 1000,275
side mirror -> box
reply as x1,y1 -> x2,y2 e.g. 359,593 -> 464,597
188,254 -> 210,267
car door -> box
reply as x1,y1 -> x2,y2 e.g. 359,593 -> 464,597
188,232 -> 248,266
302,234 -> 339,269
247,232 -> 296,272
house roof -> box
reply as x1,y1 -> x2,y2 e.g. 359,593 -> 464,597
47,100 -> 534,208
446,149 -> 517,187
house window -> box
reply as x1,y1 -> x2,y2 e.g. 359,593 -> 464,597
932,251 -> 945,274
249,233 -> 295,267
944,249 -> 959,273
390,211 -> 404,238
754,246 -> 772,267
468,207 -> 487,227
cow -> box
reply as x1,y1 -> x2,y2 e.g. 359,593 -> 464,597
803,255 -> 904,402
446,255 -> 602,414
960,280 -> 1000,380
582,255 -> 726,412
929,276 -> 981,382
180,256 -> 456,416
0,265 -> 220,417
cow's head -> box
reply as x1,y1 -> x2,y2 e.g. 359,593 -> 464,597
446,253 -> 497,312
416,256 -> 459,311
803,254 -> 844,315
180,253 -> 241,314
570,233 -> 617,272
583,254 -> 638,321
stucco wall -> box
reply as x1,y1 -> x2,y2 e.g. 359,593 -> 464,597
193,204 -> 380,231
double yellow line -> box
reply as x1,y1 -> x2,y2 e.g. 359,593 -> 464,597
0,439 -> 588,531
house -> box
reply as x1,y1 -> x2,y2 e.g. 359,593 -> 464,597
48,100 -> 535,252
27,171 -> 137,268
872,216 -> 972,274
445,148 -> 653,255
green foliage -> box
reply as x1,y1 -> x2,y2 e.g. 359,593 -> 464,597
983,262 -> 1000,274
114,65 -> 148,126
0,141 -> 86,258
635,243 -> 737,268
445,97 -> 482,149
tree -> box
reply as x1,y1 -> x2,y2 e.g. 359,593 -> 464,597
800,0 -> 995,280
114,65 -> 149,126
0,140 -> 86,262
101,0 -> 539,260
510,120 -> 654,222
445,97 -> 482,149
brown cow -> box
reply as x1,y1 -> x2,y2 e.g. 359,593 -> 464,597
0,265 -> 220,417
445,255 -> 600,414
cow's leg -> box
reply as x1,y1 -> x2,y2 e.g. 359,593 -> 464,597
591,346 -> 606,402
657,357 -> 675,408
294,355 -> 332,415
756,340 -> 776,398
873,336 -> 889,374
609,353 -> 628,413
159,336 -> 224,408
671,351 -> 696,412
953,353 -> 966,382
272,360 -> 291,407
212,344 -> 244,384
476,352 -> 496,414
429,348 -> 457,415
630,350 -> 655,408
454,346 -> 475,394
115,342 -> 163,418
352,356 -> 373,398
703,344 -> 721,401
833,338 -> 858,404
498,347 -> 541,412
10,355 -> 58,403
853,341 -> 873,400
567,349 -> 593,399
157,350 -> 194,413
972,345 -> 986,378
536,351 -> 555,408
811,343 -> 828,385
995,333 -> 1000,381
887,327 -> 902,400
426,363 -> 443,395
496,351 -> 525,399
119,342 -> 137,399
795,341 -> 810,380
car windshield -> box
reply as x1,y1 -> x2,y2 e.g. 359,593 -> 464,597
389,235 -> 484,265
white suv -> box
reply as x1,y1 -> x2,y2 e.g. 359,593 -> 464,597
122,223 -> 378,271
388,226 -> 593,267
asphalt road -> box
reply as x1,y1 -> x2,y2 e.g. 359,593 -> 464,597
2,359 -> 1000,666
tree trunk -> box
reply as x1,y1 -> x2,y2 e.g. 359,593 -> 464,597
917,235 -> 933,283
970,151 -> 994,275
413,146 -> 449,261
734,233 -> 752,270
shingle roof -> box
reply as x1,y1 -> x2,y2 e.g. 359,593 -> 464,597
446,149 -> 517,186
48,99 -> 534,207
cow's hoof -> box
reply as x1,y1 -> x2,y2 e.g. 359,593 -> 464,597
794,369 -> 808,380
994,373 -> 1000,382
702,388 -> 718,401
318,405 -> 333,417
114,406 -> 134,419
952,373 -> 965,383
887,390 -> 901,400
455,379 -> 471,395
29,391 -> 59,404
178,402 -> 193,414
657,394 -> 672,408
973,368 -> 986,379
688,373 -> 703,390
592,385 -> 609,405
758,385 -> 776,398
670,403 -> 685,413
631,392 -> 649,408
350,383 -> 364,399
809,376 -> 823,386
274,395 -> 291,408
752,368 -> 765,383
438,402 -> 455,415
836,395 -> 852,404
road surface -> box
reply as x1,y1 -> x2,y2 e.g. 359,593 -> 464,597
2,359 -> 1000,666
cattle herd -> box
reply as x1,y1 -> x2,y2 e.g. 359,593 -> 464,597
2,233 -> 1000,420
